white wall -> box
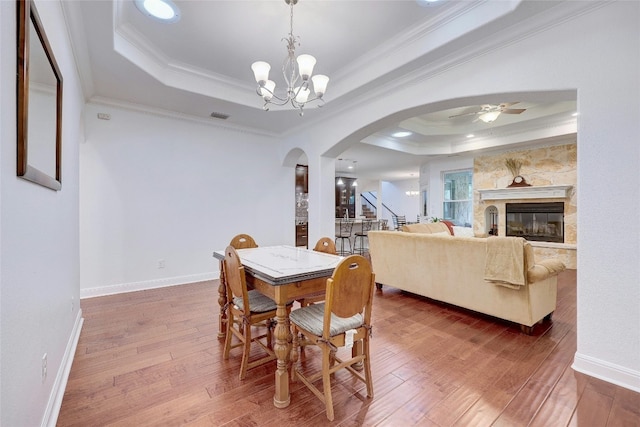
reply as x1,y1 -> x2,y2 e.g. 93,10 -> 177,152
80,104 -> 290,296
379,179 -> 421,225
420,156 -> 474,221
1,1 -> 84,425
285,2 -> 639,391
357,177 -> 420,224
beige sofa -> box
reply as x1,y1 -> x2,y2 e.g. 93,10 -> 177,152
368,228 -> 565,333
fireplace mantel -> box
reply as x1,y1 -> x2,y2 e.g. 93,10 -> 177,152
478,185 -> 572,201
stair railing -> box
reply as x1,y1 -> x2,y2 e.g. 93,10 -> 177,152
361,192 -> 398,218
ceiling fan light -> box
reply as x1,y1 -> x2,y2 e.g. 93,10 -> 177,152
296,54 -> 316,80
392,131 -> 412,138
479,111 -> 501,123
311,74 -> 329,97
251,61 -> 270,85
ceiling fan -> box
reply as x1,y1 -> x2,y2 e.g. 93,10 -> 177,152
448,103 -> 526,123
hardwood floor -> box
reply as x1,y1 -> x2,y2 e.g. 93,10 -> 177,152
57,270 -> 639,426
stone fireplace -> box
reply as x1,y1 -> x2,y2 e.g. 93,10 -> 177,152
473,142 -> 577,268
506,202 -> 564,243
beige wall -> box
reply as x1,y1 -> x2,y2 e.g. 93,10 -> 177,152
474,142 -> 577,268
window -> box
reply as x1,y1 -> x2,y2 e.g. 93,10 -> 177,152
443,169 -> 473,226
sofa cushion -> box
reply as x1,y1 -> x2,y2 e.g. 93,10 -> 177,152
452,226 -> 474,237
402,222 -> 451,234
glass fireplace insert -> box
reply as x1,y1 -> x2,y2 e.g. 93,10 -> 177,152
505,202 -> 564,243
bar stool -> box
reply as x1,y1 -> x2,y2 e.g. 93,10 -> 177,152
335,218 -> 354,256
354,219 -> 373,255
392,215 -> 406,231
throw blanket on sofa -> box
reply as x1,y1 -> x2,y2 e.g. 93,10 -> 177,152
484,237 -> 526,287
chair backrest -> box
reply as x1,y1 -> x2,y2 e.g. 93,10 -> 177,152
224,245 -> 249,310
323,255 -> 375,338
360,219 -> 373,234
229,234 -> 258,249
313,237 -> 337,255
339,219 -> 354,235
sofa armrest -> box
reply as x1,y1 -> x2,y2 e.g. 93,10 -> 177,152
527,259 -> 566,283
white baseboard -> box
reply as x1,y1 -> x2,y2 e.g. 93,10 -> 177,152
80,272 -> 217,299
572,352 -> 640,393
42,309 -> 84,427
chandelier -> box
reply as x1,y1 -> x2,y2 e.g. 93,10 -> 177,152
250,0 -> 329,116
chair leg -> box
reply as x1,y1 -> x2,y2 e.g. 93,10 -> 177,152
239,320 -> 251,380
363,337 -> 374,398
290,326 -> 299,382
266,318 -> 273,349
351,340 -> 363,371
223,312 -> 234,360
322,344 -> 335,421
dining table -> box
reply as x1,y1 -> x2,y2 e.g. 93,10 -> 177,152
213,245 -> 342,408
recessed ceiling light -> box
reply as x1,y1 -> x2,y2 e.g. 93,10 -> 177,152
466,134 -> 474,138
392,131 -> 412,138
134,0 -> 181,23
572,112 -> 579,117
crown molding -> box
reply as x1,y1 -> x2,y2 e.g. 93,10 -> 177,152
87,96 -> 279,138
60,0 -> 95,99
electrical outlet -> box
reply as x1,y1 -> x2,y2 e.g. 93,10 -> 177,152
42,353 -> 47,383
158,259 -> 165,269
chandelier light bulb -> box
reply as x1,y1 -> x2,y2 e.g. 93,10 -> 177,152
294,86 -> 310,103
312,75 -> 329,97
260,80 -> 276,100
251,61 -> 271,85
296,54 -> 316,80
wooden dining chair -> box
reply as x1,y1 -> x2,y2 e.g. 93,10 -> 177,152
298,237 -> 339,308
289,255 -> 375,421
229,233 -> 258,249
218,234 -> 259,338
313,237 -> 337,255
223,245 -> 278,380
